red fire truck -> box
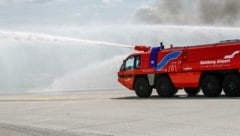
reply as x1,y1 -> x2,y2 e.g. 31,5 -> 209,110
118,40 -> 240,97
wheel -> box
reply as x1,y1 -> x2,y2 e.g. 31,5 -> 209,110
223,74 -> 240,97
201,75 -> 222,97
134,78 -> 152,98
184,88 -> 200,96
156,76 -> 177,97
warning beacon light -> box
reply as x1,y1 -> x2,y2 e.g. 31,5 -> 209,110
134,45 -> 151,52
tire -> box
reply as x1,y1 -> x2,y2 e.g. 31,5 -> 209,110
201,75 -> 222,97
184,88 -> 200,96
156,76 -> 177,97
223,74 -> 240,97
134,78 -> 152,98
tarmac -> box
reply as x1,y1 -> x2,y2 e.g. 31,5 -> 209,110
0,90 -> 240,136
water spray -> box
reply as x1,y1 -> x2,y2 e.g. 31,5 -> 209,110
0,31 -> 134,49
1,24 -> 240,92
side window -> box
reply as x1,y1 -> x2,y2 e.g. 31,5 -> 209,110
125,56 -> 135,70
124,55 -> 141,71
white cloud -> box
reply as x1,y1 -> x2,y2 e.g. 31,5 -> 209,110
102,0 -> 123,4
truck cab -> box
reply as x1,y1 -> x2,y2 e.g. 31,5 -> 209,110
118,54 -> 142,90
118,46 -> 157,97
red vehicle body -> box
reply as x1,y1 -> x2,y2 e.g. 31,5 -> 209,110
118,40 -> 240,97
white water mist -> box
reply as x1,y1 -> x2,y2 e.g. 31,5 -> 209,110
0,24 -> 240,92
49,55 -> 126,91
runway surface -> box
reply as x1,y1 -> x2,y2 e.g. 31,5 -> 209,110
0,90 -> 240,136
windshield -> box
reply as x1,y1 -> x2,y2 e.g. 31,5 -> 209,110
120,55 -> 141,71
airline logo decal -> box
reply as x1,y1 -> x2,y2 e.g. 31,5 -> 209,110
224,50 -> 240,59
200,50 -> 240,65
156,51 -> 182,70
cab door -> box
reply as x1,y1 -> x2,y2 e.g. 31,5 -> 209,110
118,55 -> 140,90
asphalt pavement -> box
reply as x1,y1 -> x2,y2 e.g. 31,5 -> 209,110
0,90 -> 239,136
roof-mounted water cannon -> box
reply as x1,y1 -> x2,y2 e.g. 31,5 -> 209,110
134,45 -> 151,52
160,42 -> 165,49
